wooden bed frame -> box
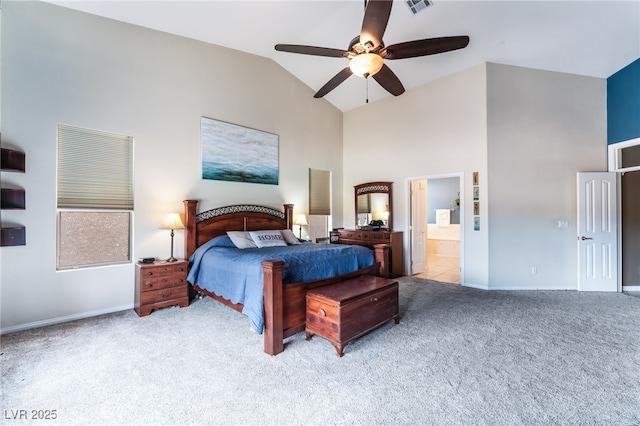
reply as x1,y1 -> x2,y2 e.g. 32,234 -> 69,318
183,200 -> 390,356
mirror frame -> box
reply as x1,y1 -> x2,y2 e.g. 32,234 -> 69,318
354,181 -> 393,230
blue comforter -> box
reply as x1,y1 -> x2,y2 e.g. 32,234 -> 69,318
187,235 -> 375,334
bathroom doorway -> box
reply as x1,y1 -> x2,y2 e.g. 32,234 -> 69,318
407,174 -> 462,284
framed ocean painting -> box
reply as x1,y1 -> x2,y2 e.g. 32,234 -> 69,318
200,117 -> 279,185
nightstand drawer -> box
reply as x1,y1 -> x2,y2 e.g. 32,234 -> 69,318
172,264 -> 187,276
141,266 -> 173,278
139,286 -> 188,305
139,275 -> 183,292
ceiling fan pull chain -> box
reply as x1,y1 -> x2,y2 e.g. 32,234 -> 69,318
366,77 -> 369,104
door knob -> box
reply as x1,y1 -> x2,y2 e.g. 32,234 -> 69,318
580,236 -> 593,240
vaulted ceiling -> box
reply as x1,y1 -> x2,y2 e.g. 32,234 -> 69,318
48,1 -> 640,112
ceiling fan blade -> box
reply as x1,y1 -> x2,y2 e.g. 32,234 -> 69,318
372,64 -> 405,96
275,44 -> 348,58
360,0 -> 393,50
382,36 -> 470,60
314,68 -> 353,98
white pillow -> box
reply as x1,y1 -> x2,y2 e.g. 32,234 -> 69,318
227,231 -> 257,249
280,229 -> 301,245
249,230 -> 288,248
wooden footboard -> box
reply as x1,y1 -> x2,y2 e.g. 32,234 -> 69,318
262,260 -> 381,356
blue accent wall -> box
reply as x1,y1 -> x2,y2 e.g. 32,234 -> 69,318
427,177 -> 460,224
607,58 -> 640,144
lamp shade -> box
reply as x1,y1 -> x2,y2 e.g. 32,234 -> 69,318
349,53 -> 384,77
160,212 -> 185,230
294,214 -> 308,226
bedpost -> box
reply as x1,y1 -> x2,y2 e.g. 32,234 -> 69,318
184,200 -> 198,260
283,204 -> 294,230
374,244 -> 390,278
262,259 -> 285,356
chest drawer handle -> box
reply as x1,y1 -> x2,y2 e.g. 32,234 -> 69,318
160,292 -> 172,298
318,309 -> 326,317
371,297 -> 379,302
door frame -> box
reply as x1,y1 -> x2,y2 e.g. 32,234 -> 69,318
608,138 -> 640,292
405,172 -> 465,285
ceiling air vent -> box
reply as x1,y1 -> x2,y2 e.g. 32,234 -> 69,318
406,0 -> 433,15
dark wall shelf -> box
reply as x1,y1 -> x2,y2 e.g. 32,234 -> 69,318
1,226 -> 26,247
1,188 -> 26,209
1,147 -> 27,246
1,147 -> 26,172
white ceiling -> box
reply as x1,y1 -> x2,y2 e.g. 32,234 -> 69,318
48,1 -> 640,112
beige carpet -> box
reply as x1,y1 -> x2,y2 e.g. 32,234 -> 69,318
2,277 -> 639,425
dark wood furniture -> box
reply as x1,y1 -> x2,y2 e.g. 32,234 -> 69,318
135,260 -> 189,317
183,200 -> 390,356
354,181 -> 393,230
305,275 -> 400,357
1,147 -> 26,247
337,229 -> 404,278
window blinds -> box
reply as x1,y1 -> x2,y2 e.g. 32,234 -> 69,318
57,125 -> 134,210
309,168 -> 331,216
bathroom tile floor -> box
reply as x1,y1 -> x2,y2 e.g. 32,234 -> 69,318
416,255 -> 460,284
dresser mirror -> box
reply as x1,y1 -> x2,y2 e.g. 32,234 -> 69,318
354,181 -> 393,230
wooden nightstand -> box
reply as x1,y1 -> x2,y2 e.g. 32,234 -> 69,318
134,260 -> 189,316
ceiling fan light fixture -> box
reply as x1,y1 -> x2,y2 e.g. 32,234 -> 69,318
349,53 -> 384,77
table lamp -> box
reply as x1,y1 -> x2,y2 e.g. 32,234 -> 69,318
294,214 -> 308,239
160,212 -> 185,262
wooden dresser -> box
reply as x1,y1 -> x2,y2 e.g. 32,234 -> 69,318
336,229 -> 404,277
305,275 -> 400,357
135,260 -> 189,316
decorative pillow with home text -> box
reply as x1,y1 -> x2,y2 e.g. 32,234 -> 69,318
249,230 -> 288,248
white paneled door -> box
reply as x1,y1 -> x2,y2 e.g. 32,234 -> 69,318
577,172 -> 619,292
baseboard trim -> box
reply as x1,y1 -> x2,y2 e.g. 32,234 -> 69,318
463,282 -> 489,290
623,285 -> 640,292
1,304 -> 134,335
489,286 -> 575,291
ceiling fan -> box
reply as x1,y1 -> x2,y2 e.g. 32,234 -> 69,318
274,0 -> 469,99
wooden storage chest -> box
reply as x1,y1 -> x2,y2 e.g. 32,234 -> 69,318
305,275 -> 399,357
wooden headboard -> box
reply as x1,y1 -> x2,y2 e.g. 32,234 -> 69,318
183,200 -> 294,259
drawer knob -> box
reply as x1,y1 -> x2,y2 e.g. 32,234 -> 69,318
160,292 -> 171,298
318,309 -> 326,317
371,297 -> 379,302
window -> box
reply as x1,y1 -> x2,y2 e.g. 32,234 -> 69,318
309,169 -> 332,242
608,137 -> 640,173
57,125 -> 133,269
309,168 -> 331,215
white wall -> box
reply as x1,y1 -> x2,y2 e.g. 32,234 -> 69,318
343,63 -> 608,290
343,64 -> 490,288
0,2 -> 343,332
486,63 -> 607,289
